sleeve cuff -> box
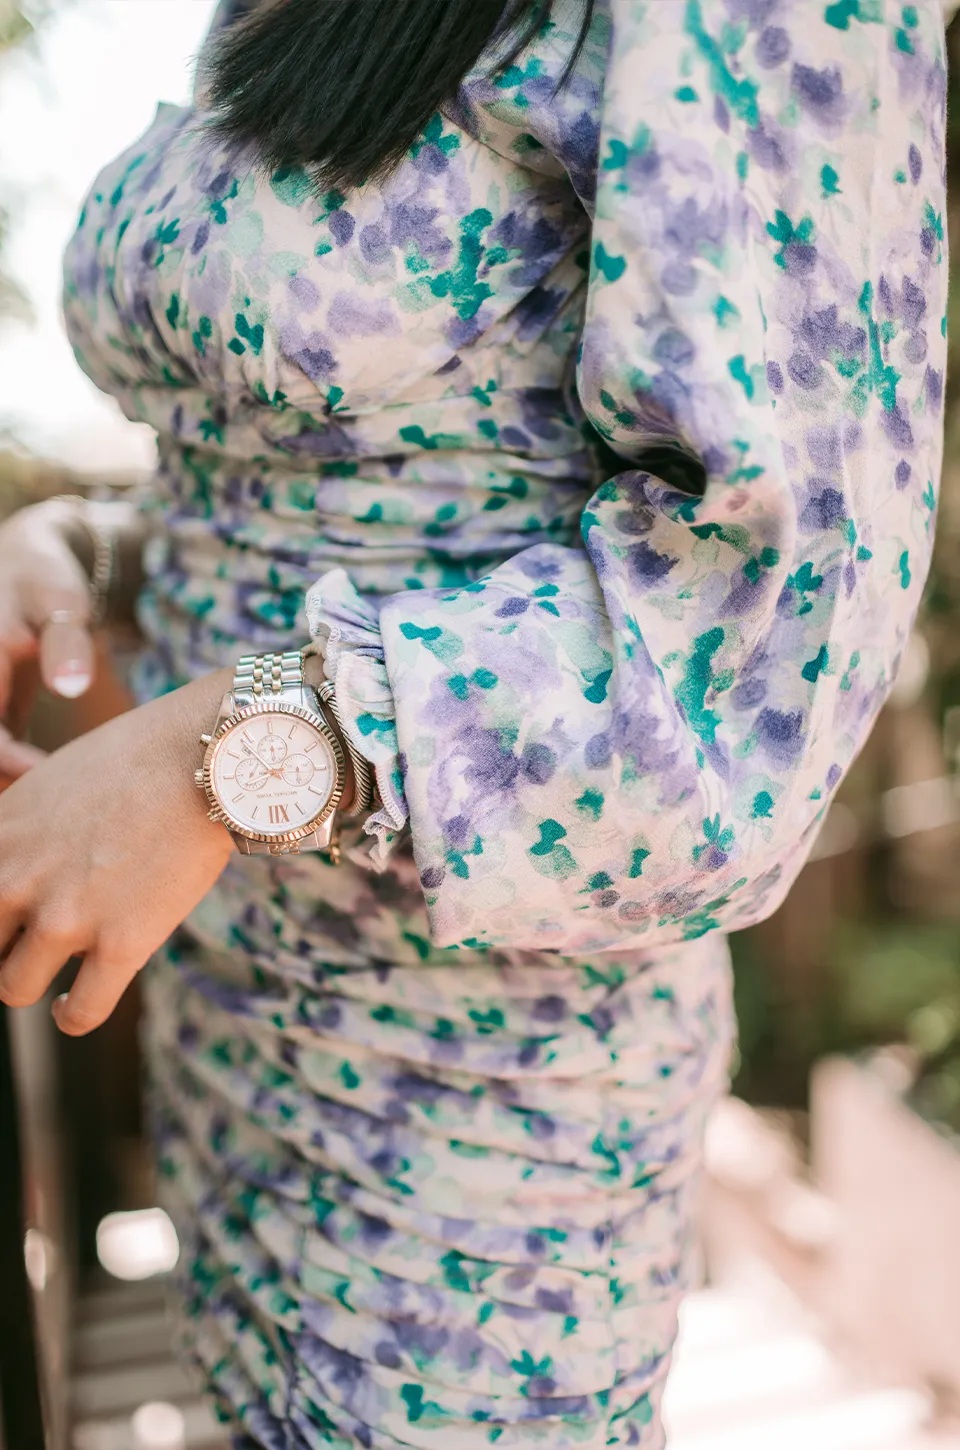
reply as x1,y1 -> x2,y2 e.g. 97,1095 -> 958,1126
304,569 -> 408,868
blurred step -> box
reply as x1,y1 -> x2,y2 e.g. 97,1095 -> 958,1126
73,1399 -> 226,1450
73,1307 -> 180,1374
70,1276 -> 227,1450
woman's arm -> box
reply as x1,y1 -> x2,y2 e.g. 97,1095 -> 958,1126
0,497 -> 236,1034
0,664 -> 236,1034
312,1 -> 949,953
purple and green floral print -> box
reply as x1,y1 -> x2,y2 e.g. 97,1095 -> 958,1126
61,1 -> 950,1446
314,1 -> 950,953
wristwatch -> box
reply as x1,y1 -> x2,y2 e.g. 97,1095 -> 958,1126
195,649 -> 373,862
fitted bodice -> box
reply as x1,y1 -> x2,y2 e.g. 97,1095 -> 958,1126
62,2 -> 608,683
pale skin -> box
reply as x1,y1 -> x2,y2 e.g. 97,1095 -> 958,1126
0,499 -> 348,1036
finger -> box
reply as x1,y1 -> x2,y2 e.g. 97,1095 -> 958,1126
0,723 -> 45,781
51,945 -> 143,1036
39,614 -> 95,699
0,613 -> 35,716
22,558 -> 96,700
21,542 -> 92,634
0,917 -> 82,1009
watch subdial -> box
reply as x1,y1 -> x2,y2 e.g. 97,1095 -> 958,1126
282,753 -> 315,788
258,732 -> 288,767
236,756 -> 269,791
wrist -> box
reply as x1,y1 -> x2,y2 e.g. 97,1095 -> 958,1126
172,666 -> 235,750
168,666 -> 238,848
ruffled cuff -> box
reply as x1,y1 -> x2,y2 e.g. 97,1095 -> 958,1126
304,569 -> 408,868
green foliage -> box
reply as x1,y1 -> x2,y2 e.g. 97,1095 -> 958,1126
0,0 -> 32,54
731,21 -> 960,1119
0,0 -> 41,321
835,923 -> 960,1037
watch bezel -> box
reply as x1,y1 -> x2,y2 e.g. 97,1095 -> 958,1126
202,698 -> 346,844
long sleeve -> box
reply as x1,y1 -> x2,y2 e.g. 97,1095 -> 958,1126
311,0 -> 949,953
309,2 -> 949,955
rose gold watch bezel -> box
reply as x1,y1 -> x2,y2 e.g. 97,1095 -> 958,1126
201,699 -> 345,845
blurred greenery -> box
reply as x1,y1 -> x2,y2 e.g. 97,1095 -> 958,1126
731,15 -> 960,1126
0,200 -> 30,321
0,0 -> 33,53
0,0 -> 73,489
0,0 -> 36,322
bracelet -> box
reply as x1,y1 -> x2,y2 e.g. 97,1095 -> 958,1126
316,678 -> 375,816
50,494 -> 116,627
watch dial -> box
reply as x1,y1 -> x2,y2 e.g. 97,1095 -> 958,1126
258,731 -> 288,768
211,713 -> 338,835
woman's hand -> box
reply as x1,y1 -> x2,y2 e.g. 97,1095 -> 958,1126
0,666 -> 236,1034
0,498 -> 101,785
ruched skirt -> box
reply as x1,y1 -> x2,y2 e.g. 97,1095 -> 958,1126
143,846 -> 734,1449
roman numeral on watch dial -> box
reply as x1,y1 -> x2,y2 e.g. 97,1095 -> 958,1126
268,804 -> 290,825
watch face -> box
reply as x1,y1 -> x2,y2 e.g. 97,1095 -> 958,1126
209,710 -> 339,836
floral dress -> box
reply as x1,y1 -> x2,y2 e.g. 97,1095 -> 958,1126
62,1 -> 949,1445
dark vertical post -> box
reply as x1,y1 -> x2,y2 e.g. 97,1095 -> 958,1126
0,1002 -> 48,1450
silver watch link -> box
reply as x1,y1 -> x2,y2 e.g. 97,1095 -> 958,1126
196,648 -> 373,861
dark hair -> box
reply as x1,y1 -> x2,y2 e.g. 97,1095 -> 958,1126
201,0 -> 592,192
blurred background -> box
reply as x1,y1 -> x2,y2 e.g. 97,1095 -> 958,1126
4,3 -> 960,1449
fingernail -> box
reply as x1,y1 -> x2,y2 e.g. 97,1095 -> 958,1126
53,661 -> 91,698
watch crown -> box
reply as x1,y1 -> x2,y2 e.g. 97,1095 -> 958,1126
199,733 -> 212,746
194,769 -> 205,788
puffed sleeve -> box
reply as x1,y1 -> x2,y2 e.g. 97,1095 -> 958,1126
308,0 -> 948,952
